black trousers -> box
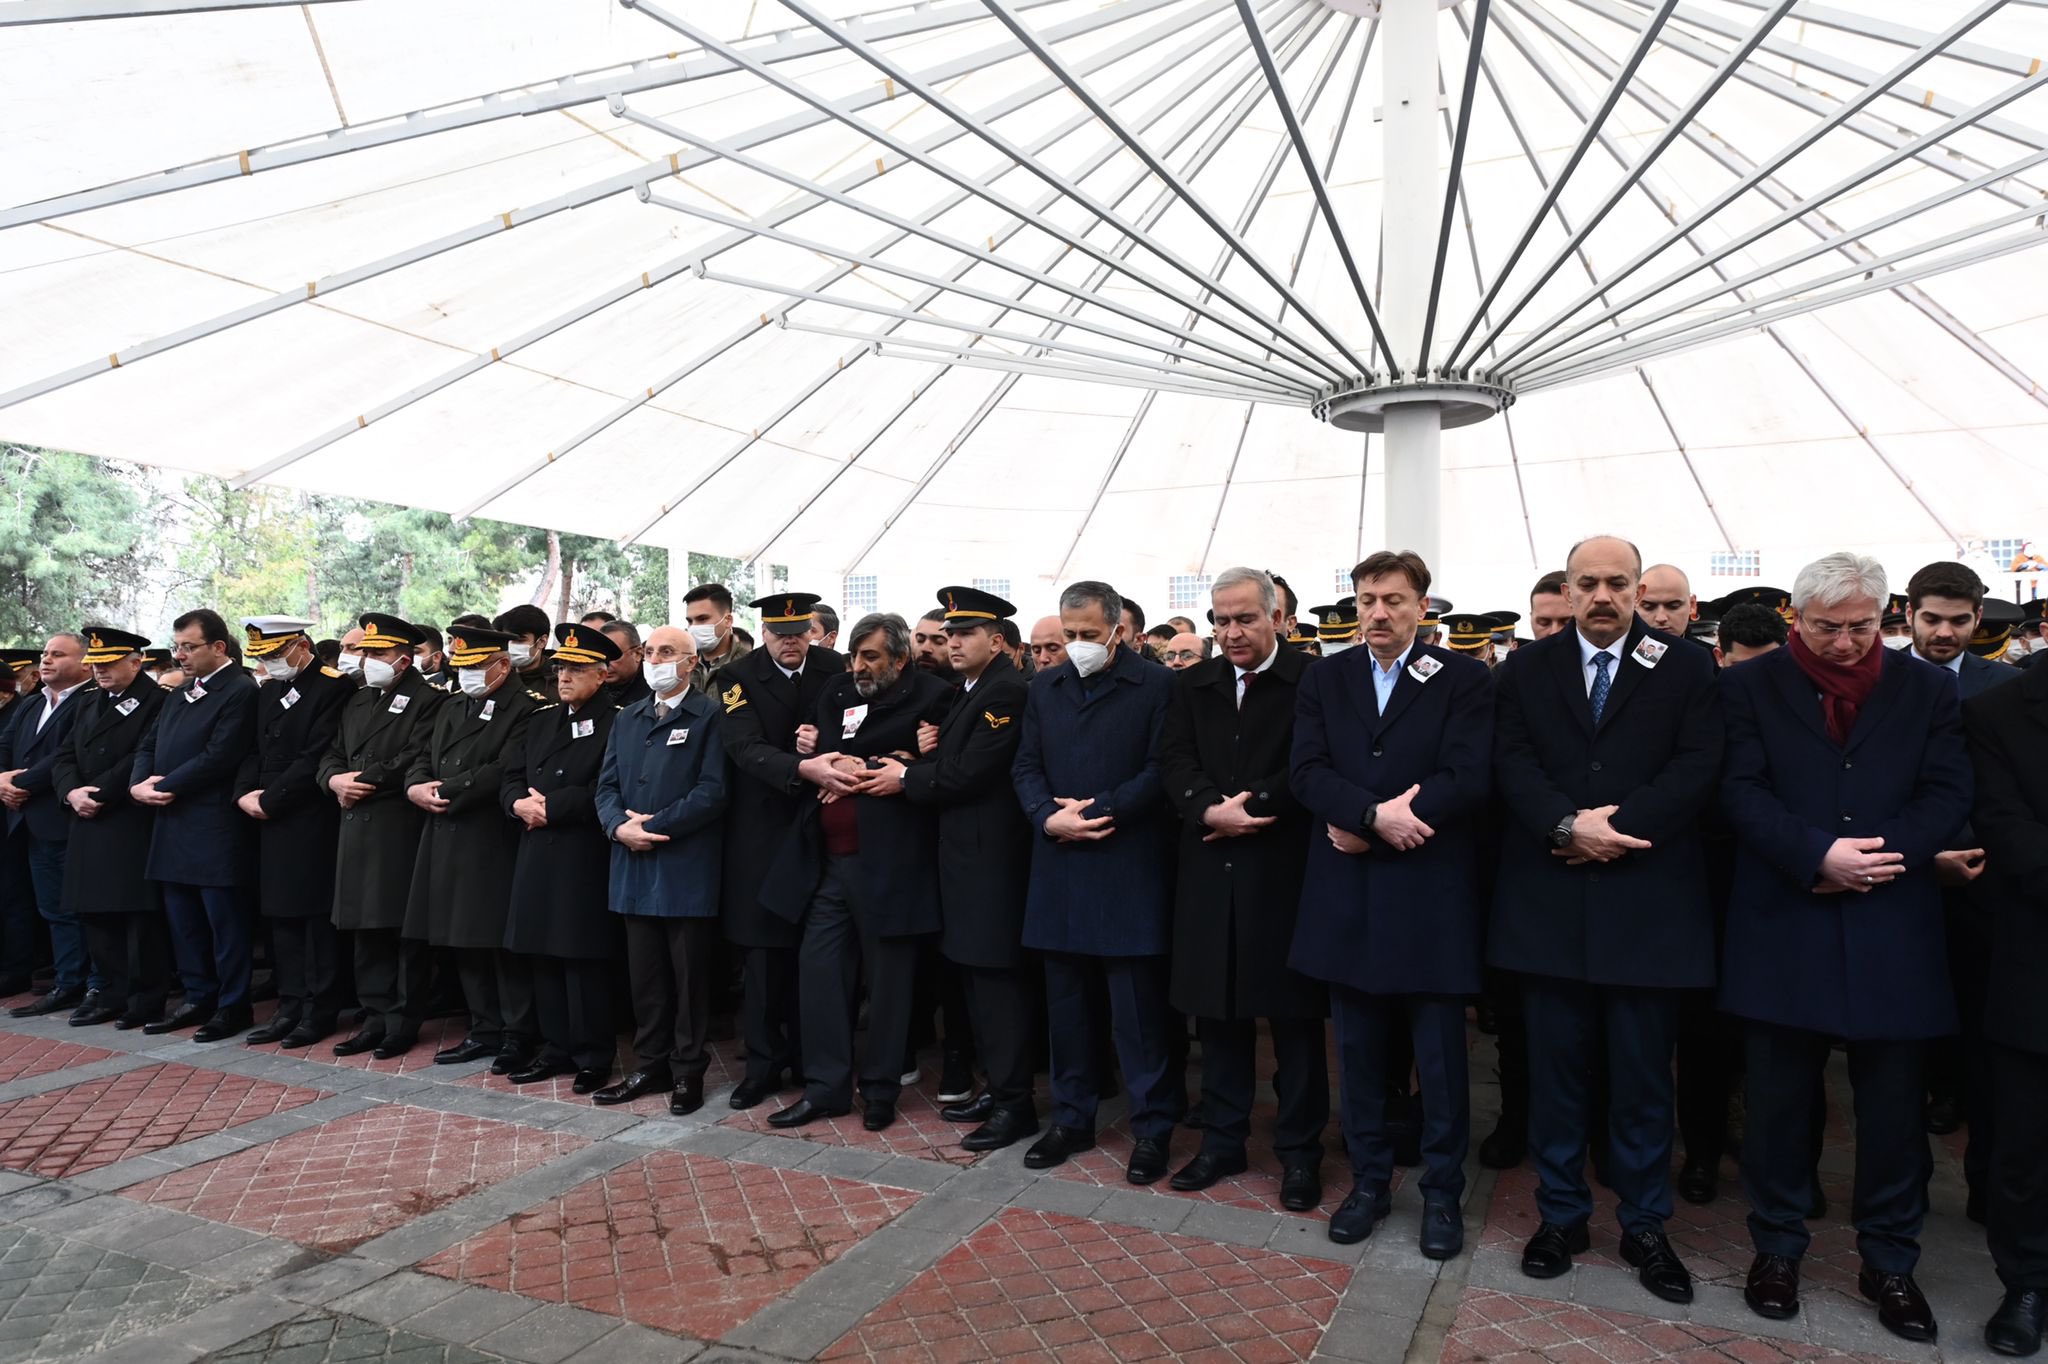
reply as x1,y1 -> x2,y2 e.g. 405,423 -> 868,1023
1045,951 -> 1178,1141
1990,1042 -> 2048,1291
624,916 -> 715,1080
352,927 -> 424,1041
530,955 -> 618,1072
1484,967 -> 1530,1131
267,916 -> 344,1024
1331,989 -> 1465,1202
455,947 -> 535,1049
963,963 -> 1038,1116
799,858 -> 919,1108
1524,978 -> 1678,1235
81,913 -> 170,1021
739,944 -> 800,1087
1676,988 -> 1741,1171
1742,1022 -> 1929,1273
1196,1015 -> 1327,1166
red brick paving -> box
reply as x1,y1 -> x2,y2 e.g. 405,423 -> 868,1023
820,1207 -> 1351,1363
1438,1288 -> 1913,1364
117,1104 -> 586,1253
0,1062 -> 327,1178
243,1014 -> 468,1077
418,1149 -> 922,1340
720,1065 -> 988,1167
1050,1106 -> 1388,1216
0,1035 -> 115,1085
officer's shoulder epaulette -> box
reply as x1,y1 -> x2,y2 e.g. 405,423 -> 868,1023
531,701 -> 559,713
320,666 -> 342,678
526,688 -> 549,702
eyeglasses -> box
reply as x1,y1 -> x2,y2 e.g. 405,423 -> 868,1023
1801,617 -> 1879,639
1162,649 -> 1202,663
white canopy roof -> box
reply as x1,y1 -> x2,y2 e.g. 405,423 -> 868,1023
4,0 -> 2047,613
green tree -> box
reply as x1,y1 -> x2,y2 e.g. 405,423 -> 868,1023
0,446 -> 162,645
172,478 -> 315,627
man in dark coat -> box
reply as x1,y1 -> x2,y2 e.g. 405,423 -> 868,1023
1964,655 -> 2048,1356
1291,551 -> 1491,1253
1720,552 -> 1972,1343
717,593 -> 846,1109
761,612 -> 952,1132
592,624 -> 729,1114
894,587 -> 1036,1152
131,608 -> 258,1041
503,622 -> 624,1093
1011,581 -> 1178,1183
598,621 -> 651,711
318,613 -> 448,1060
0,631 -> 95,1017
1491,537 -> 1723,1299
234,618 -> 352,1047
60,629 -> 170,1029
1162,567 -> 1327,1211
404,624 -> 543,1070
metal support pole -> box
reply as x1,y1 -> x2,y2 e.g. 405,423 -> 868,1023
1380,0 -> 1444,569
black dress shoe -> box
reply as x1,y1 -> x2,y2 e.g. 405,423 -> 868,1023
1620,1227 -> 1694,1304
69,1002 -> 121,1028
1987,1288 -> 2047,1357
245,1014 -> 301,1045
143,1003 -> 212,1035
1926,1094 -> 1962,1136
371,1035 -> 417,1061
281,1019 -> 333,1049
1169,1150 -> 1248,1192
592,1070 -> 672,1106
1420,1202 -> 1464,1260
193,1007 -> 253,1043
572,1069 -> 608,1095
1327,1188 -> 1391,1245
670,1079 -> 704,1117
1280,1164 -> 1322,1213
1126,1137 -> 1170,1185
941,1092 -> 994,1124
1744,1252 -> 1801,1320
490,1046 -> 536,1076
961,1108 -> 1038,1152
508,1056 -> 577,1085
1022,1125 -> 1095,1170
114,1011 -> 158,1031
1860,1267 -> 1937,1343
13,985 -> 85,1018
332,1029 -> 383,1057
1677,1159 -> 1718,1205
728,1077 -> 776,1111
1521,1222 -> 1592,1279
1478,1115 -> 1526,1170
435,1038 -> 496,1065
768,1098 -> 848,1128
862,1099 -> 897,1131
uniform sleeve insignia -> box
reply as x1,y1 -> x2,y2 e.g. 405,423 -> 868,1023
722,683 -> 747,714
984,710 -> 1011,729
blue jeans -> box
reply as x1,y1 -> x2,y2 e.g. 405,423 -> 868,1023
26,838 -> 96,993
160,882 -> 250,1011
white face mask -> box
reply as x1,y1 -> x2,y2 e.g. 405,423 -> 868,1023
1323,640 -> 1351,657
1067,638 -> 1112,678
508,642 -> 535,667
336,652 -> 362,676
362,657 -> 398,689
644,660 -> 681,694
458,667 -> 492,697
259,655 -> 296,680
1882,635 -> 1913,651
687,623 -> 722,653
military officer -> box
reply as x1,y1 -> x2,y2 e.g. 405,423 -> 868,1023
716,592 -> 847,1109
1312,602 -> 1359,654
318,613 -> 448,1059
404,624 -> 543,1070
894,586 -> 1038,1152
235,619 -> 353,1047
502,623 -> 625,1092
132,609 -> 259,1042
60,629 -> 172,1029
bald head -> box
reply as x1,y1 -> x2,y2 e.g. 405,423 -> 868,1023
1162,632 -> 1205,670
642,624 -> 696,699
1028,616 -> 1068,672
1638,563 -> 1695,636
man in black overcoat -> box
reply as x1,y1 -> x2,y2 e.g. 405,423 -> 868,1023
0,631 -> 95,1017
1160,567 -> 1327,1211
234,618 -> 353,1047
716,592 -> 846,1109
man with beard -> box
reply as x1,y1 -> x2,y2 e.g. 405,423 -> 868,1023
414,627 -> 452,691
60,629 -> 171,1029
319,614 -> 449,1059
235,619 -> 352,1047
913,610 -> 957,683
763,613 -> 952,1130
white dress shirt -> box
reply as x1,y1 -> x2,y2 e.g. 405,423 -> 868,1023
1578,632 -> 1627,696
36,681 -> 83,733
1233,643 -> 1279,709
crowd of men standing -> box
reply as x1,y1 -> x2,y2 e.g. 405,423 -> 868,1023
0,543 -> 2046,1358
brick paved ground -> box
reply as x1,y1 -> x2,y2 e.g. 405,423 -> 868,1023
0,1008 -> 2007,1364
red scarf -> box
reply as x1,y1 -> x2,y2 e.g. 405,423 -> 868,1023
1786,626 -> 1883,745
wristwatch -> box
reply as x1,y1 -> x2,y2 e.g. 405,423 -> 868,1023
1361,803 -> 1379,832
1548,814 -> 1577,849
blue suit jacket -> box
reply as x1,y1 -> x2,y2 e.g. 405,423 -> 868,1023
1012,647 -> 1175,956
1718,645 -> 1972,1039
1288,641 -> 1493,995
1487,622 -> 1723,988
0,684 -> 91,843
132,665 -> 257,886
595,688 -> 727,918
